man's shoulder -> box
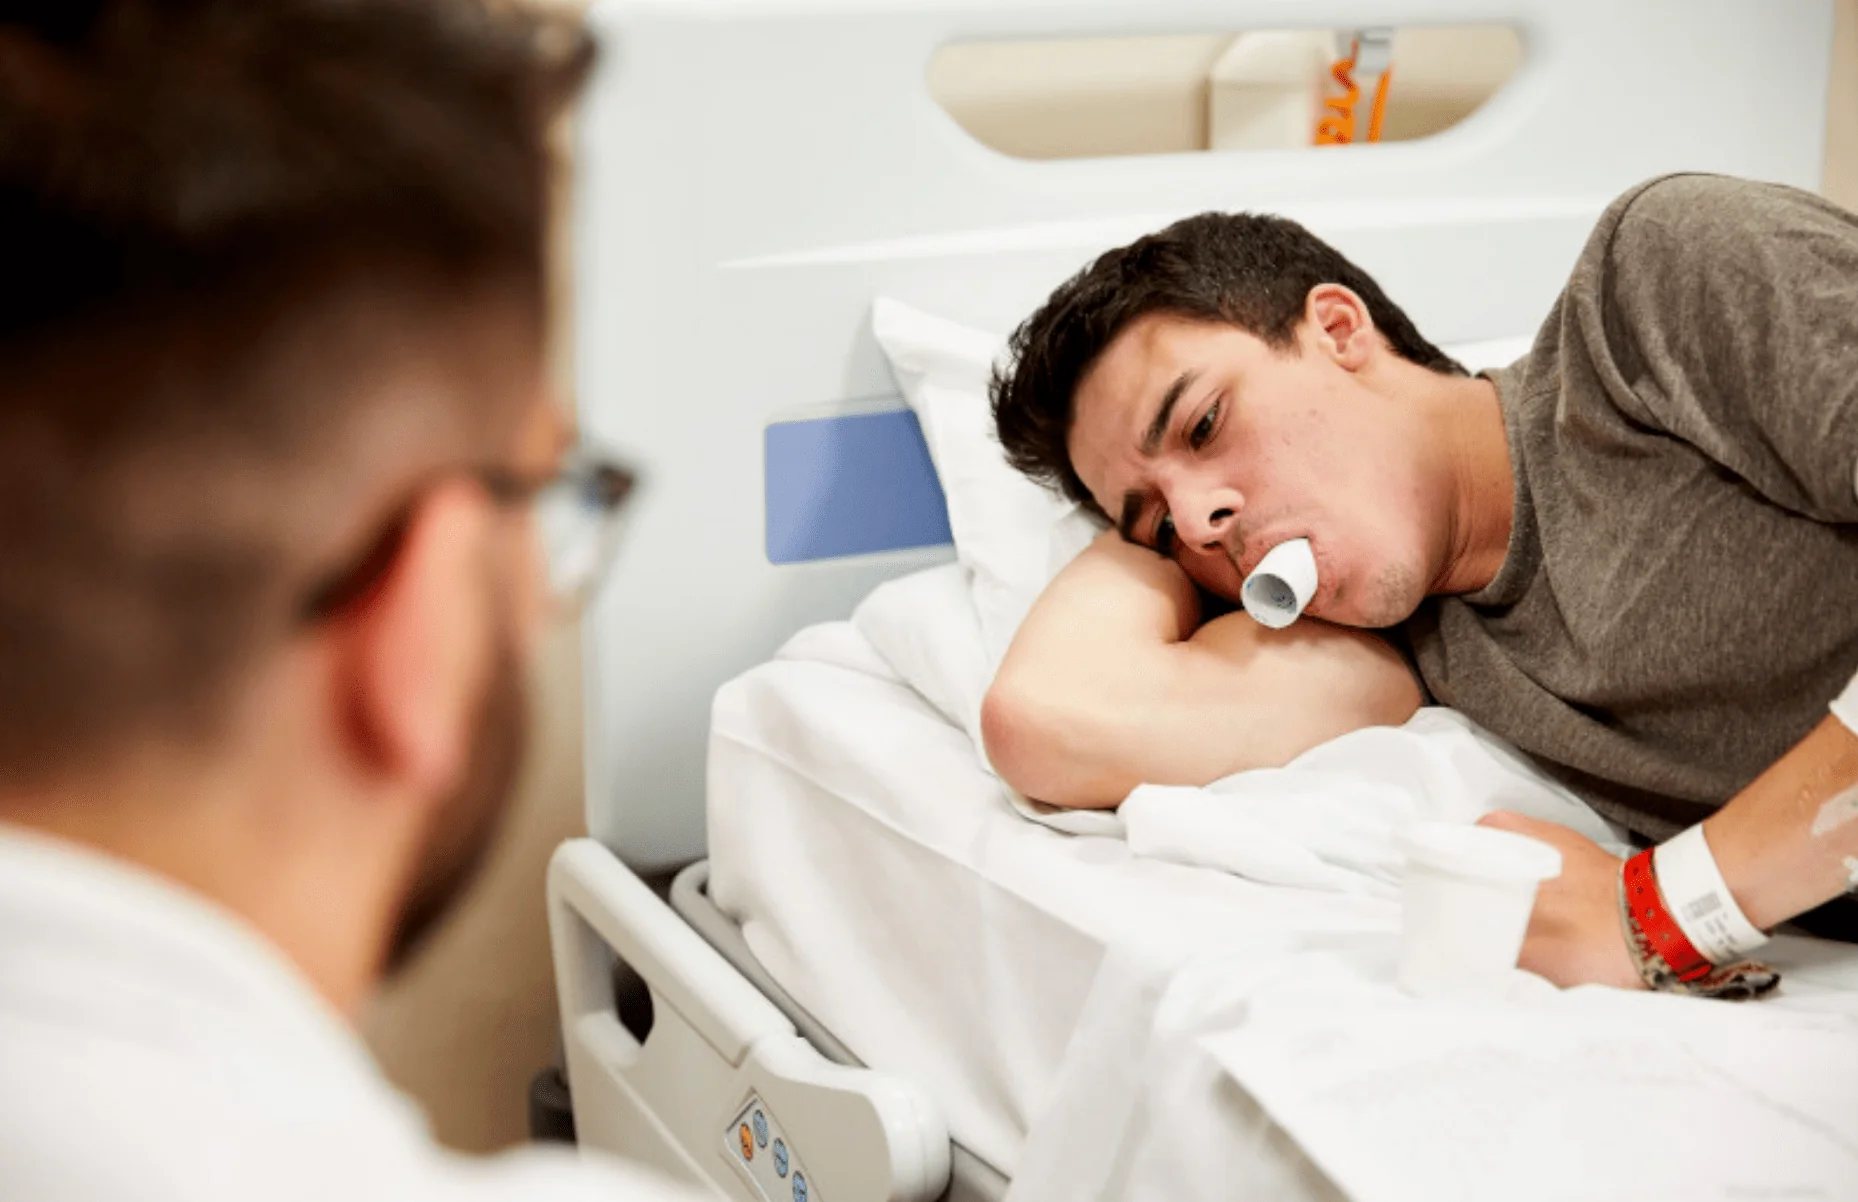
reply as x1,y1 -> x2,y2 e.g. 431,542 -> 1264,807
1594,173 -> 1841,271
0,1097 -> 700,1202
0,1013 -> 701,1202
442,1147 -> 706,1202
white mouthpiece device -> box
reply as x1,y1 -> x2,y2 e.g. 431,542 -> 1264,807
1240,538 -> 1318,629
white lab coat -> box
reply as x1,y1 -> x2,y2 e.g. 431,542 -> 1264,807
0,825 -> 698,1202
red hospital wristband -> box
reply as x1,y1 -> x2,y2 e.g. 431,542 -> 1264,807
1623,849 -> 1713,984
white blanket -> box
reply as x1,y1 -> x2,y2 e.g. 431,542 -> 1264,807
756,606 -> 1858,1202
848,565 -> 1858,1199
1007,937 -> 1858,1202
1119,709 -> 1628,896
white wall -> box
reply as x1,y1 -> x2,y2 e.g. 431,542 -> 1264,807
365,0 -> 1858,1151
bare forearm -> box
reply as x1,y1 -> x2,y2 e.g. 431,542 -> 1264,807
1706,715 -> 1858,929
1075,613 -> 1419,796
982,533 -> 1421,807
1487,711 -> 1858,992
981,532 -> 1198,805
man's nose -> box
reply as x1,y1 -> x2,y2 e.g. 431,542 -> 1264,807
1169,483 -> 1244,552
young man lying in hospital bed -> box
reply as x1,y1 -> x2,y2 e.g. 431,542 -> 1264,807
983,173 -> 1858,999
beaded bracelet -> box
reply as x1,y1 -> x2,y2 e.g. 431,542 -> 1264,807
1616,849 -> 1780,1001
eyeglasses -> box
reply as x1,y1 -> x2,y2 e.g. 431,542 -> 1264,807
526,445 -> 637,609
301,445 -> 637,623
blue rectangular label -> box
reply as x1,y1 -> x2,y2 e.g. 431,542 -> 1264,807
764,408 -> 953,563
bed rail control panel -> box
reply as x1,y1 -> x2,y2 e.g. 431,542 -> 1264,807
727,1094 -> 815,1202
547,840 -> 951,1202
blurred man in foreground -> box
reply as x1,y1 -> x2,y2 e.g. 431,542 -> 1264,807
0,2 -> 687,1198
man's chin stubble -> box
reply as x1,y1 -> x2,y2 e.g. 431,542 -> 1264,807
1363,561 -> 1425,628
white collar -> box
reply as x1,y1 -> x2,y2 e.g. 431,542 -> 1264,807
0,822 -> 393,1098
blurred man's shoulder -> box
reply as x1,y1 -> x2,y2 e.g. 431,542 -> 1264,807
445,1147 -> 706,1202
0,1035 -> 699,1202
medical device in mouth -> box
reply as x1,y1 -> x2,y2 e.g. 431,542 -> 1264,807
1241,538 -> 1319,629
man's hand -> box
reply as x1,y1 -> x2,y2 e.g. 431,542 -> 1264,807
1477,811 -> 1642,990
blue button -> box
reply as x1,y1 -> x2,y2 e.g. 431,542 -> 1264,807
792,1172 -> 808,1202
753,1111 -> 768,1148
773,1139 -> 789,1178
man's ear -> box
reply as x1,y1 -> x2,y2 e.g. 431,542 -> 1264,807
333,479 -> 494,798
1303,283 -> 1377,371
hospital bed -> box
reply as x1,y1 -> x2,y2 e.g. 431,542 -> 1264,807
545,2 -> 1848,1199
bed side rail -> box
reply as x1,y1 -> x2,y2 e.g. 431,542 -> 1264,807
548,838 -> 952,1202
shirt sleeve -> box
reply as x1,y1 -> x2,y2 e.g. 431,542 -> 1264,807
1595,174 -> 1858,522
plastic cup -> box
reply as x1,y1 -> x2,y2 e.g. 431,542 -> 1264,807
1241,538 -> 1318,629
1397,822 -> 1562,1000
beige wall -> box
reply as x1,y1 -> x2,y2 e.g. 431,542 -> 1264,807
928,34 -> 1230,159
364,3 -> 1858,1153
931,27 -> 1525,157
1828,0 -> 1858,211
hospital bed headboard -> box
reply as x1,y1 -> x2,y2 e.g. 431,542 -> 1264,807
573,0 -> 1835,869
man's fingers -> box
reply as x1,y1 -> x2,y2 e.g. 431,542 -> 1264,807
1478,810 -> 1581,848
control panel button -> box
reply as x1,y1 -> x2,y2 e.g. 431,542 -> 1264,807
726,1094 -> 815,1202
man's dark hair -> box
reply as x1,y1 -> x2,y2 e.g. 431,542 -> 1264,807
991,212 -> 1464,509
0,0 -> 592,782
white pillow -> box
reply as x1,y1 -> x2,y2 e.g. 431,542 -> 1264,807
871,298 -> 1104,667
851,559 -> 1128,837
850,562 -> 991,752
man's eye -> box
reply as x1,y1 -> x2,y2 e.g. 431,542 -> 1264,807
1154,513 -> 1176,557
1189,400 -> 1220,450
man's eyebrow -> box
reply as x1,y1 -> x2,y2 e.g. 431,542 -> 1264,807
1115,371 -> 1197,542
1140,370 -> 1197,456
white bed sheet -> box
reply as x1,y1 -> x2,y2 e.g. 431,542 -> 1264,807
707,618 -> 1858,1202
706,616 -> 1397,1185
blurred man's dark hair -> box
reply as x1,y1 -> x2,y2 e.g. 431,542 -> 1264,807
0,0 -> 591,783
991,212 -> 1465,510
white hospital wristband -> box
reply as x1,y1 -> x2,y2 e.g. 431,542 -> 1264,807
1832,669 -> 1858,736
1653,824 -> 1769,964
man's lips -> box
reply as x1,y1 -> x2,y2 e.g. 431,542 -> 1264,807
1233,533 -> 1300,582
